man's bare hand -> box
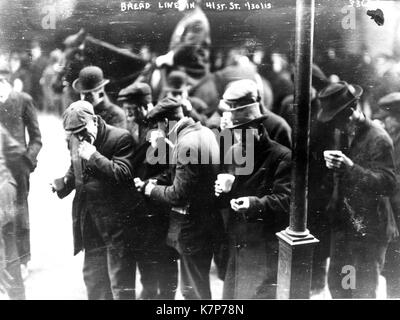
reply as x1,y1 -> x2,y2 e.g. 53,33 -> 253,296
144,180 -> 156,197
230,197 -> 250,213
324,150 -> 354,171
134,178 -> 145,192
78,141 -> 96,160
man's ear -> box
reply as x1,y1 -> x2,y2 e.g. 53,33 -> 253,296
93,116 -> 98,125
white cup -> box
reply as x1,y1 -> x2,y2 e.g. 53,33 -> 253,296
217,173 -> 235,193
149,130 -> 164,148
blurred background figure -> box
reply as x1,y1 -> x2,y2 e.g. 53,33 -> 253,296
9,52 -> 32,94
377,92 -> 400,299
214,44 -> 274,112
0,61 -> 42,278
267,52 -> 294,115
41,49 -> 64,116
0,124 -> 26,300
139,45 -> 155,63
163,70 -> 209,126
29,40 -> 48,111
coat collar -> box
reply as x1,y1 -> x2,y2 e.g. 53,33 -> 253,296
94,94 -> 113,113
2,91 -> 19,106
168,117 -> 201,144
350,117 -> 373,149
94,116 -> 107,149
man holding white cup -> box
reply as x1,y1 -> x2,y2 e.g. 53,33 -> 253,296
215,80 -> 291,299
317,81 -> 397,299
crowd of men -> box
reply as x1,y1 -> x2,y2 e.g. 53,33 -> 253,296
2,12 -> 400,300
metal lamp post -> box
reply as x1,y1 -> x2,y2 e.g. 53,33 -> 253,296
276,0 -> 319,299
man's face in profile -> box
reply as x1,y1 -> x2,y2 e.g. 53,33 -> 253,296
80,88 -> 105,106
331,106 -> 355,135
123,101 -> 147,124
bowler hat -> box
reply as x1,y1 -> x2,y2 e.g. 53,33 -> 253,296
72,66 -> 110,93
118,82 -> 152,104
147,97 -> 184,122
165,70 -> 189,93
63,100 -> 95,133
317,81 -> 363,123
378,92 -> 400,116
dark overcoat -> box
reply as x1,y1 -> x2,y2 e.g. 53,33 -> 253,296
129,132 -> 177,259
57,117 -> 135,254
331,118 -> 398,243
94,95 -> 127,129
149,118 -> 221,256
0,91 -> 42,230
221,127 -> 291,299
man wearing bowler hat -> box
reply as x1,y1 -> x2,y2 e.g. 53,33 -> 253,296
73,65 -> 126,129
377,92 -> 400,298
215,83 -> 291,299
317,81 -> 398,299
134,96 -> 221,299
118,83 -> 179,299
52,100 -> 136,300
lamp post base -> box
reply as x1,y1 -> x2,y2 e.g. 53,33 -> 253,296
276,228 -> 319,299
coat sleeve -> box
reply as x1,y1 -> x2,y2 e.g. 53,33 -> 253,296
247,152 -> 292,219
86,133 -> 134,184
56,164 -> 76,199
150,146 -> 200,206
345,135 -> 396,196
22,95 -> 42,171
275,124 -> 292,150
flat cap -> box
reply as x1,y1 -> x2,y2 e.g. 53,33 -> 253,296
118,82 -> 152,103
147,97 -> 184,122
63,100 -> 95,133
222,79 -> 259,101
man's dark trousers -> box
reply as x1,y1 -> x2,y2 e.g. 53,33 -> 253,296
3,221 -> 25,300
328,230 -> 387,299
83,245 -> 136,300
180,245 -> 213,300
